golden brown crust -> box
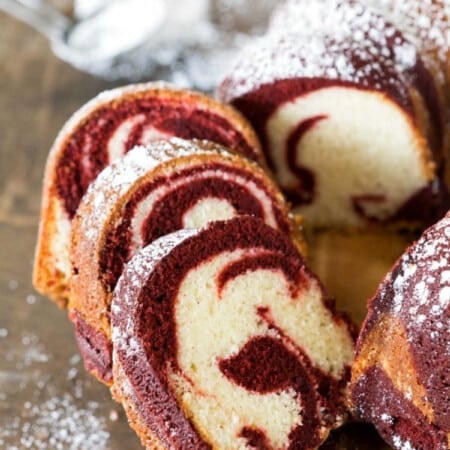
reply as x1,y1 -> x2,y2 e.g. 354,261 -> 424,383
111,360 -> 166,450
408,85 -> 443,173
351,314 -> 433,422
33,82 -> 264,308
33,171 -> 71,308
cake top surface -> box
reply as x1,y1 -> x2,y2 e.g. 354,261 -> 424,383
218,0 -> 418,102
368,211 -> 450,332
362,0 -> 450,69
93,81 -> 175,104
77,144 -> 154,243
272,0 -> 450,60
270,0 -> 392,38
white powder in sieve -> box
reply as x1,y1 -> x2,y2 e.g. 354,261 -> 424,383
60,0 -> 275,89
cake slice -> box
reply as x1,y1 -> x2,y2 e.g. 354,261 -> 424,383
350,212 -> 450,450
111,216 -> 355,449
217,0 -> 447,228
33,82 -> 262,307
69,139 -> 302,385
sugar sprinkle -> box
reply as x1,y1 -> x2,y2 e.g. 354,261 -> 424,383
0,394 -> 109,450
219,0 -> 419,102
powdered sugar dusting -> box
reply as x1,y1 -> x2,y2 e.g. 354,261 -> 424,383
219,0 -> 417,102
111,228 -> 198,355
269,0 -> 396,44
362,0 -> 450,84
271,0 -> 449,74
141,137 -> 235,162
0,394 -> 109,450
77,145 -> 157,244
438,286 -> 450,310
391,263 -> 417,314
355,213 -> 450,449
382,213 -> 450,327
361,212 -> 450,443
392,434 -> 417,450
0,325 -> 114,450
110,228 -> 199,425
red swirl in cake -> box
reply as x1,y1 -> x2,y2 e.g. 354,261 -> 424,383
285,115 -> 327,205
350,212 -> 450,449
33,82 -> 263,307
217,0 -> 448,228
111,217 -> 355,449
69,139 -> 301,385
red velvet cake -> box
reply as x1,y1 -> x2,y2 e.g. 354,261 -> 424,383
33,82 -> 263,307
69,139 -> 302,385
110,217 -> 355,449
217,0 -> 448,228
350,212 -> 450,450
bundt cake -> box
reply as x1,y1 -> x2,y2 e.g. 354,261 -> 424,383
33,82 -> 263,307
110,216 -> 355,449
350,212 -> 450,450
69,139 -> 302,385
217,0 -> 448,228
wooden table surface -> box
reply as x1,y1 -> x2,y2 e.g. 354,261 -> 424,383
0,8 -> 144,449
0,7 -> 395,449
